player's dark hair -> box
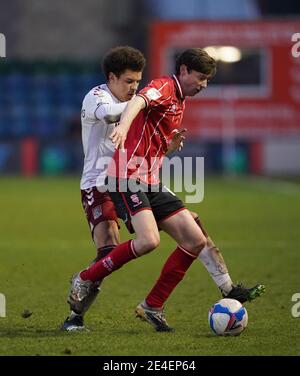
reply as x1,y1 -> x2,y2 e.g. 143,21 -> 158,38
175,48 -> 216,77
103,46 -> 146,79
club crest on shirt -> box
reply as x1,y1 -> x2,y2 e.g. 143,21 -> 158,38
130,194 -> 143,208
145,88 -> 162,101
92,205 -> 102,219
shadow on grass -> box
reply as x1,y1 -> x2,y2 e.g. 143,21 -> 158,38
0,325 -> 143,338
0,326 -> 84,338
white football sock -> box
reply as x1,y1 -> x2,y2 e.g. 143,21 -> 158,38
198,238 -> 233,294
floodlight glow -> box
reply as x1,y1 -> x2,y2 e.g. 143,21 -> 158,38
218,46 -> 241,63
204,46 -> 220,61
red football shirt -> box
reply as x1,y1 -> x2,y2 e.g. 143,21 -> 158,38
110,75 -> 185,185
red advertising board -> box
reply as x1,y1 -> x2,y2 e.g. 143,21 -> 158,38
149,21 -> 300,139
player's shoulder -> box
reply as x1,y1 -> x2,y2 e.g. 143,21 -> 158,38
151,76 -> 174,96
140,76 -> 173,102
149,76 -> 172,89
83,84 -> 112,105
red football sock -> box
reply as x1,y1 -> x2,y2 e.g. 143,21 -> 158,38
145,246 -> 197,308
80,240 -> 137,282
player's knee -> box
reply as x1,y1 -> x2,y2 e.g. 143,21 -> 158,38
181,233 -> 206,256
93,221 -> 119,247
199,235 -> 208,251
192,235 -> 207,255
136,233 -> 160,254
95,233 -> 118,248
144,234 -> 160,253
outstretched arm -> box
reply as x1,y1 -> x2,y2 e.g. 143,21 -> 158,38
109,95 -> 146,150
96,102 -> 128,124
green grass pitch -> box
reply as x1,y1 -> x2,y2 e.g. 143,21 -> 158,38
0,176 -> 299,355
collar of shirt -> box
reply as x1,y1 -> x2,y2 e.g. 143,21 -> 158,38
102,83 -> 121,103
172,74 -> 184,101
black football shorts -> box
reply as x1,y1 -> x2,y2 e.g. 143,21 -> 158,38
106,177 -> 185,233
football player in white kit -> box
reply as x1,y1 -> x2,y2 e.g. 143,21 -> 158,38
62,46 -> 265,332
62,46 -> 146,331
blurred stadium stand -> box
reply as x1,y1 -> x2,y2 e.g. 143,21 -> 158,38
144,0 -> 261,20
0,60 -> 103,174
1,0 -> 145,59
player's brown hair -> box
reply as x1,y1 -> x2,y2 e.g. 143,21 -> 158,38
175,48 -> 217,77
103,46 -> 146,79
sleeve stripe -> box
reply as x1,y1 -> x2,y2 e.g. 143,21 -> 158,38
93,103 -> 105,120
158,81 -> 169,92
93,102 -> 110,120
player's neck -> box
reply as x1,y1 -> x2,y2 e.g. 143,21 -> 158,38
107,83 -> 122,102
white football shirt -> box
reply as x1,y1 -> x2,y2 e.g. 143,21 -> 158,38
80,84 -> 127,189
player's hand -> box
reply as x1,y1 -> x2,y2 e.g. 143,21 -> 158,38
167,128 -> 187,154
110,124 -> 128,150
